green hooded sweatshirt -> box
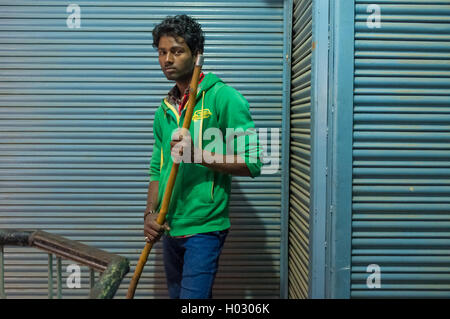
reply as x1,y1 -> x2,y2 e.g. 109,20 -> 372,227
149,72 -> 262,236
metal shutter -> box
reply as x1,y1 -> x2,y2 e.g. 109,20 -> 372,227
0,0 -> 285,298
288,0 -> 312,299
352,0 -> 450,298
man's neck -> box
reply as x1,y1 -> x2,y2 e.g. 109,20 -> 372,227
176,78 -> 191,96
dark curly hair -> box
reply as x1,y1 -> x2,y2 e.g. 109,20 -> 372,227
152,15 -> 205,55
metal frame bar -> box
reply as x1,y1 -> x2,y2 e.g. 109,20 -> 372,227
48,254 -> 53,299
90,268 -> 95,289
0,245 -> 5,299
326,0 -> 354,299
308,0 -> 330,299
0,229 -> 129,299
281,0 -> 294,299
57,257 -> 62,299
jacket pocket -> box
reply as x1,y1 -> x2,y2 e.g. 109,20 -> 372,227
181,164 -> 215,205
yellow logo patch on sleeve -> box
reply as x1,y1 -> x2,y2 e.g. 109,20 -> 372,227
192,109 -> 212,121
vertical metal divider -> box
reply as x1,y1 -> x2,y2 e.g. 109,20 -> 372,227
327,0 -> 354,299
308,0 -> 330,299
281,0 -> 294,299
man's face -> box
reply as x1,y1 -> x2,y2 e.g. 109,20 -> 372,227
158,35 -> 196,83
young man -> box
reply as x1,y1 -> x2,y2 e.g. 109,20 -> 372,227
144,15 -> 262,299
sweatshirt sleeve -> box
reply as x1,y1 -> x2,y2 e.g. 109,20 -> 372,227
149,109 -> 162,181
215,85 -> 263,178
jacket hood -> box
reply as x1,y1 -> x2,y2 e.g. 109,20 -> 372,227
197,72 -> 223,95
161,72 -> 223,112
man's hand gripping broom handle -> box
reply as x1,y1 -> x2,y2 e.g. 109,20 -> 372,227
126,54 -> 204,299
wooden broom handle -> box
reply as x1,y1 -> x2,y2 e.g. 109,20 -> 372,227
126,54 -> 204,299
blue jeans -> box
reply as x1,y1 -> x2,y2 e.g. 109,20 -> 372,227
162,230 -> 228,299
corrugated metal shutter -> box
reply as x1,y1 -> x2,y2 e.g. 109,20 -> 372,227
352,0 -> 450,298
0,0 -> 284,298
288,0 -> 312,299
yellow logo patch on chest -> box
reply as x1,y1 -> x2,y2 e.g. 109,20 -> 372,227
192,109 -> 212,121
